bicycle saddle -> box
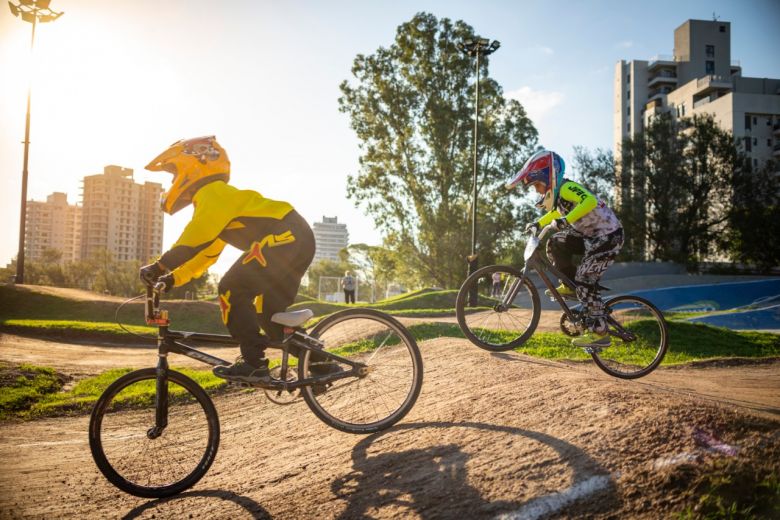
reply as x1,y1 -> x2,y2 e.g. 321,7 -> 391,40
271,309 -> 314,327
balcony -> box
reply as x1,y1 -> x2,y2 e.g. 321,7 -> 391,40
648,70 -> 678,88
648,54 -> 677,70
695,75 -> 732,96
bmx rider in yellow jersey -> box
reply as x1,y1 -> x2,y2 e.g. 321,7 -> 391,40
139,136 -> 332,384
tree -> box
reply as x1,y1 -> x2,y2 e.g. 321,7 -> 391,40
724,159 -> 780,271
347,243 -> 399,301
570,146 -> 616,207
618,113 -> 744,265
339,12 -> 538,289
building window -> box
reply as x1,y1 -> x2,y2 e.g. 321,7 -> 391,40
627,106 -> 630,116
753,116 -> 757,125
754,158 -> 758,168
627,90 -> 630,100
627,73 -> 631,83
627,122 -> 631,132
745,114 -> 751,130
706,45 -> 715,58
769,139 -> 773,147
719,25 -> 726,33
753,137 -> 757,146
744,137 -> 751,152
705,61 -> 715,75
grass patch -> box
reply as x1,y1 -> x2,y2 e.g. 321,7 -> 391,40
1,319 -> 155,339
0,364 -> 228,420
404,321 -> 780,365
678,463 -> 780,519
0,285 -> 225,334
0,363 -> 68,418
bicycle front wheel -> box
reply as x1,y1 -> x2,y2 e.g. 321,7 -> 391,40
455,265 -> 541,351
301,309 -> 423,434
89,368 -> 220,498
591,295 -> 669,379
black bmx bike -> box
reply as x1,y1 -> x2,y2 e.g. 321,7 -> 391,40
455,225 -> 668,379
89,284 -> 423,498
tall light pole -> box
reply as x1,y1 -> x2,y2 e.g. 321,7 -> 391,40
458,37 -> 499,305
8,0 -> 64,284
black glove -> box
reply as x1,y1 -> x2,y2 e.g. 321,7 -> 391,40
525,222 -> 540,235
157,273 -> 175,293
552,217 -> 569,230
139,262 -> 165,287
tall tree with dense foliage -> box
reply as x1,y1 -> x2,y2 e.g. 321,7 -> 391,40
618,113 -> 744,265
570,146 -> 616,207
339,12 -> 538,288
724,159 -> 780,271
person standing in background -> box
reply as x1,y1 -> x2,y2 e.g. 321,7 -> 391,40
342,271 -> 356,304
491,271 -> 502,297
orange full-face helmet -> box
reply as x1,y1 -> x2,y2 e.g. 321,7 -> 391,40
145,136 -> 230,215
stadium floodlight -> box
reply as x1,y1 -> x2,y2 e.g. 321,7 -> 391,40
8,0 -> 64,284
457,35 -> 500,305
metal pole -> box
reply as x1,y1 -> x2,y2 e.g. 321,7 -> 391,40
467,51 -> 480,306
471,51 -> 480,261
16,16 -> 37,284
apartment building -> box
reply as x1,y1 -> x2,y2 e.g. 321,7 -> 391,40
312,216 -> 349,262
24,192 -> 81,262
80,165 -> 164,262
614,19 -> 780,167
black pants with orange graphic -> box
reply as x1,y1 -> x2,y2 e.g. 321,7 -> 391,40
217,211 -> 315,367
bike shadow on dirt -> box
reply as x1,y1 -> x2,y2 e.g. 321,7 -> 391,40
121,489 -> 271,520
332,421 -> 620,519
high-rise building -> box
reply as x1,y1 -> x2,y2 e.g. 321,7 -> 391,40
80,165 -> 164,262
24,192 -> 81,263
614,19 -> 780,167
312,216 -> 349,262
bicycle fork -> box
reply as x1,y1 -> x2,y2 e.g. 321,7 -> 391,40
148,354 -> 169,439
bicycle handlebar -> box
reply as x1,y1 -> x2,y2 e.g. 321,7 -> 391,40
144,283 -> 169,326
528,224 -> 555,241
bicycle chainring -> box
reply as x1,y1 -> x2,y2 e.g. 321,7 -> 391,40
559,312 -> 582,337
264,366 -> 300,405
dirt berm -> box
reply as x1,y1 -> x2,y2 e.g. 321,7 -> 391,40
0,336 -> 778,519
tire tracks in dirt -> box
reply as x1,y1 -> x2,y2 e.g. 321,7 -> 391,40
0,336 -> 779,518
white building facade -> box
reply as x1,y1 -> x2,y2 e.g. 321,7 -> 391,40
80,165 -> 164,262
312,216 -> 349,262
614,19 -> 780,167
24,192 -> 81,263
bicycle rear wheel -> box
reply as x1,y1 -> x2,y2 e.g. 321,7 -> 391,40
89,368 -> 220,498
301,309 -> 423,434
455,265 -> 541,351
590,295 -> 669,379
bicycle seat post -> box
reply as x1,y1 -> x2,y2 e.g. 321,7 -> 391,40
279,341 -> 291,384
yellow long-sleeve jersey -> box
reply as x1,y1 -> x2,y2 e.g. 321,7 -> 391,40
536,180 -> 621,236
157,181 -> 294,287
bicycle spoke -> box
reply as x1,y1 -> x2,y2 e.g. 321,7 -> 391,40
303,311 -> 422,432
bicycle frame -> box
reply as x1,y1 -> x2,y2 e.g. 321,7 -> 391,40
499,227 -> 579,322
498,227 -> 636,342
143,286 -> 369,434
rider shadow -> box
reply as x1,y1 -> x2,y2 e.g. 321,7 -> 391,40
121,489 -> 271,520
332,421 -> 620,519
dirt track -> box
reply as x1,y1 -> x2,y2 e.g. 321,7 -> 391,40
1,334 -> 779,519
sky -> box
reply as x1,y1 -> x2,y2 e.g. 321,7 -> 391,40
1,0 -> 779,275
